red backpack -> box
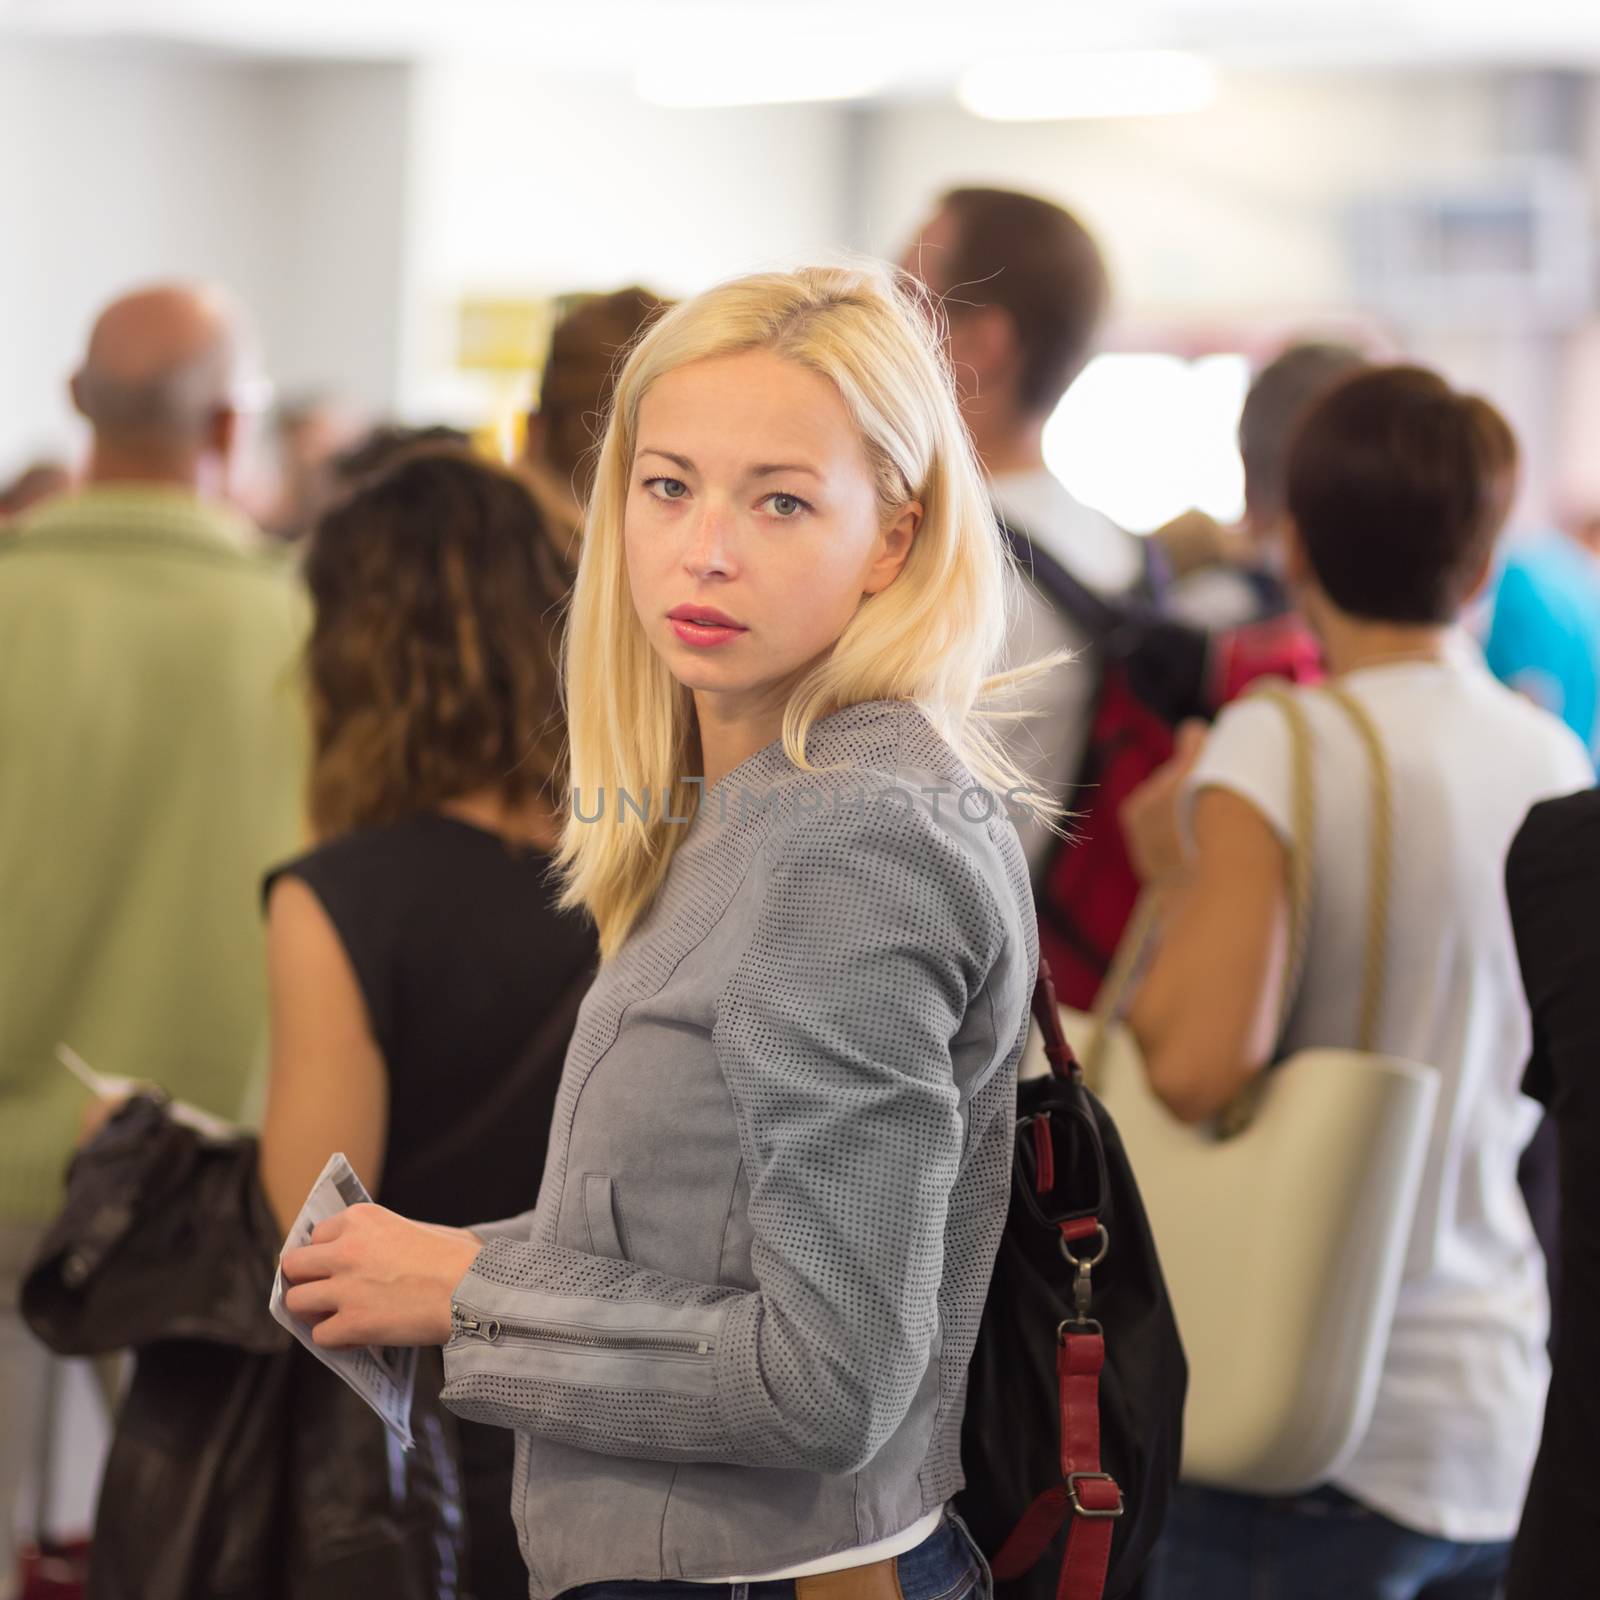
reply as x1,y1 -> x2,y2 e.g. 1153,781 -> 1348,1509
1001,524 -> 1323,1011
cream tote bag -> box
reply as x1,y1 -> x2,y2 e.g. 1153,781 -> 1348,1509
1021,683 -> 1440,1494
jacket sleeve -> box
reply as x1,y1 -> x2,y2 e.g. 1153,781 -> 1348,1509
439,797 -> 1008,1473
1507,789 -> 1600,1121
462,1211 -> 537,1245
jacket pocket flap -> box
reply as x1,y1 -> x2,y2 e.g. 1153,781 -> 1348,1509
581,1173 -> 629,1261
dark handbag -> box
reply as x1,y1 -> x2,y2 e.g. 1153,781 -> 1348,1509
957,963 -> 1187,1600
21,1092 -> 286,1357
20,1093 -> 467,1600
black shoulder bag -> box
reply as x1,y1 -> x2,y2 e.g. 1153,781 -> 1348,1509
958,961 -> 1188,1600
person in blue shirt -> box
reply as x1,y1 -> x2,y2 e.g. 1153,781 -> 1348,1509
1485,521 -> 1600,763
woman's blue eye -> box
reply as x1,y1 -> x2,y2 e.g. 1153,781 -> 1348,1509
768,492 -> 807,518
646,476 -> 688,499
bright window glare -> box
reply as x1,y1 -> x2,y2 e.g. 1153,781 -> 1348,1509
1042,353 -> 1249,534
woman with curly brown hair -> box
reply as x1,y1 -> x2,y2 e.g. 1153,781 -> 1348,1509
260,443 -> 598,1600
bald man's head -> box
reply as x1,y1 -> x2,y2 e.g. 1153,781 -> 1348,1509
72,284 -> 256,467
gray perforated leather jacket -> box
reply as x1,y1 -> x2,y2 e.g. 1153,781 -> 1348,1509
440,699 -> 1038,1595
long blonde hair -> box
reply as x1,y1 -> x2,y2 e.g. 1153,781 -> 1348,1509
555,260 -> 1071,959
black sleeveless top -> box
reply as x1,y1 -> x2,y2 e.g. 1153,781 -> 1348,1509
262,811 -> 599,1228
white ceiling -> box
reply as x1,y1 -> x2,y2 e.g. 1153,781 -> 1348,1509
3,0 -> 1600,80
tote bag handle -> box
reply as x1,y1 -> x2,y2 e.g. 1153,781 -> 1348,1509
1083,681 -> 1394,1129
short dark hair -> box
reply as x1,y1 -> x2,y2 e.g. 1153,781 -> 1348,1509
933,187 -> 1109,413
1239,341 -> 1368,524
1288,365 -> 1517,625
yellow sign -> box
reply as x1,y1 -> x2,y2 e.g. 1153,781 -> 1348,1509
456,297 -> 558,375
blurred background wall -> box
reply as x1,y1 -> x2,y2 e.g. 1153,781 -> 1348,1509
4,1 -> 1600,535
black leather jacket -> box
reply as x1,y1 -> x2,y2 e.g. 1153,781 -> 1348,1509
21,1093 -> 466,1600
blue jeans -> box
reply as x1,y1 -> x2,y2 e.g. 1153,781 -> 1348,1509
1145,1484 -> 1511,1600
556,1513 -> 990,1600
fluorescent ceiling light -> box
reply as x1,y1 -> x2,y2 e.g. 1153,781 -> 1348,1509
636,46 -> 888,109
958,50 -> 1216,122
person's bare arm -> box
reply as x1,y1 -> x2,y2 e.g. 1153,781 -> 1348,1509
260,875 -> 389,1235
1127,787 -> 1291,1123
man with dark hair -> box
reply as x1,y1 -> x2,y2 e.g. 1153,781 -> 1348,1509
901,187 -> 1144,877
911,187 -> 1109,430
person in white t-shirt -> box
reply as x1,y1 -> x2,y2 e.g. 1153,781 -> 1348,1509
899,187 -> 1145,881
1119,365 -> 1591,1600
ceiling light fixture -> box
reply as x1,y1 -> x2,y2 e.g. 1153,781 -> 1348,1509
958,50 -> 1217,122
635,46 -> 888,110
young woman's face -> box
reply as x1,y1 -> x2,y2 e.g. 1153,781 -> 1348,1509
625,348 -> 920,719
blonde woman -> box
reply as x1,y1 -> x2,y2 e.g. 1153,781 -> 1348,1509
282,264 -> 1062,1598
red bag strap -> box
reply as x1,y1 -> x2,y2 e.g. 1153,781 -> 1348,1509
991,961 -> 1124,1600
990,1329 -> 1123,1600
1030,959 -> 1082,1084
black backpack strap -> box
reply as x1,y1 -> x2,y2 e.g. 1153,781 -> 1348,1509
1000,516 -> 1213,727
1139,529 -> 1175,607
999,518 -> 1126,642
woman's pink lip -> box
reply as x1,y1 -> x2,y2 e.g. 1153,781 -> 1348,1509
668,606 -> 743,627
669,618 -> 746,648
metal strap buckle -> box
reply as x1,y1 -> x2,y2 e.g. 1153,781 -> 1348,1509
1066,1471 -> 1125,1520
1058,1223 -> 1109,1271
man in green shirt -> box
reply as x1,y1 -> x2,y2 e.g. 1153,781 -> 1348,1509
0,285 -> 308,1571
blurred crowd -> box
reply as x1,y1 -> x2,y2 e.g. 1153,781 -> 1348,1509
3,185 -> 1598,1600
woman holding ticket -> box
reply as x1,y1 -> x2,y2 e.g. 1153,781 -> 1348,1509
283,263 -> 1057,1599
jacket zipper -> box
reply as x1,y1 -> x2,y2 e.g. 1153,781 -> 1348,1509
451,1303 -> 713,1358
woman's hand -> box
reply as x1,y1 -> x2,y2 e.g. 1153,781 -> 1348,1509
1119,719 -> 1209,884
280,1204 -> 484,1348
